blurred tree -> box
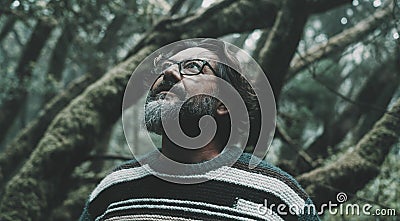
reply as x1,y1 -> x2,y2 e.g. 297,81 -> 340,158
0,19 -> 55,143
0,16 -> 17,44
0,0 -> 398,220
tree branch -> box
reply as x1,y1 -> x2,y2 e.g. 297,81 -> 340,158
126,0 -> 279,58
288,3 -> 393,77
257,0 -> 308,98
0,16 -> 17,44
168,0 -> 187,16
0,74 -> 96,188
306,0 -> 352,14
297,97 -> 400,206
0,20 -> 54,144
275,123 -> 316,168
249,0 -> 309,148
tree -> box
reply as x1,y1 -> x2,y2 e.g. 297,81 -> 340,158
0,0 -> 398,220
0,19 -> 55,143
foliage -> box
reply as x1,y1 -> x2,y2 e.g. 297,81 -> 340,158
0,0 -> 398,220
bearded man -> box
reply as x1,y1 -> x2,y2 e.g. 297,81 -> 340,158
80,40 -> 320,221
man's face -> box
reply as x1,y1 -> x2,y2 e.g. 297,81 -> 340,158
144,47 -> 220,135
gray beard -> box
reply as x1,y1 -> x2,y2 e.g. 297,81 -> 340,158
144,94 -> 218,135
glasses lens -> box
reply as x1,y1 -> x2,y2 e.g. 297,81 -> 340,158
181,60 -> 203,75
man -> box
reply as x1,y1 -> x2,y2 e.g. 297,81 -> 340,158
80,40 -> 320,220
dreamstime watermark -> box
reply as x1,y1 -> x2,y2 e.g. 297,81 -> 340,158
257,192 -> 397,217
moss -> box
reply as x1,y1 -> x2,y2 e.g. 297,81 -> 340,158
0,176 -> 48,220
49,184 -> 95,221
298,98 -> 400,206
356,101 -> 400,165
0,75 -> 96,188
0,46 -> 155,221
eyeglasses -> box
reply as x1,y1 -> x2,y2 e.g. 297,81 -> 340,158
153,59 -> 217,76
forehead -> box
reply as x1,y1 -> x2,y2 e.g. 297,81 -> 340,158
169,47 -> 218,61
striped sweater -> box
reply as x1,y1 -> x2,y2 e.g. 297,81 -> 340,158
80,147 -> 320,221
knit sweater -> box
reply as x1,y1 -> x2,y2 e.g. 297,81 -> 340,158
80,147 -> 320,221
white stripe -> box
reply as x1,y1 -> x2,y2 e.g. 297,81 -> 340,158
96,204 -> 258,221
89,165 -> 151,201
213,167 -> 305,209
109,198 -> 269,220
147,166 -> 305,209
236,198 -> 284,221
103,214 -> 200,221
90,164 -> 305,211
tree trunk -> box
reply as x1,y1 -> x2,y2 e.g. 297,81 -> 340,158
257,0 -> 308,98
0,74 -> 96,188
96,13 -> 128,54
249,0 -> 309,148
44,22 -> 78,102
85,13 -> 129,76
0,20 -> 54,144
47,22 -> 77,80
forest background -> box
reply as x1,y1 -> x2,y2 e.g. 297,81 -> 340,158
0,0 -> 399,220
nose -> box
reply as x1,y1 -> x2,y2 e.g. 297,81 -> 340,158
162,64 -> 182,83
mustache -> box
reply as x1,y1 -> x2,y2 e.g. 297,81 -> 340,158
150,80 -> 186,100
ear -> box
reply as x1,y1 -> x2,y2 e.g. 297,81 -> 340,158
216,102 -> 228,116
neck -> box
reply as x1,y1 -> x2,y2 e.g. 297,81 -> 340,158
161,133 -> 223,164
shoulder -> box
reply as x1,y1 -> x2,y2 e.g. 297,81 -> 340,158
231,152 -> 319,219
235,152 -> 304,188
82,157 -> 152,220
231,152 -> 309,205
89,157 -> 148,203
112,158 -> 142,171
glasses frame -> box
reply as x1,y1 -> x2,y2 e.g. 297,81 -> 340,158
155,58 -> 217,76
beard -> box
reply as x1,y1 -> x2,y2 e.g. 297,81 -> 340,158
144,92 -> 218,135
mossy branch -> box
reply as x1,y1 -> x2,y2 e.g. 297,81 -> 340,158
0,46 -> 156,220
289,3 -> 393,77
297,98 -> 400,206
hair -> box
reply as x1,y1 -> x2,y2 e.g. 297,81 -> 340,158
154,39 -> 261,147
